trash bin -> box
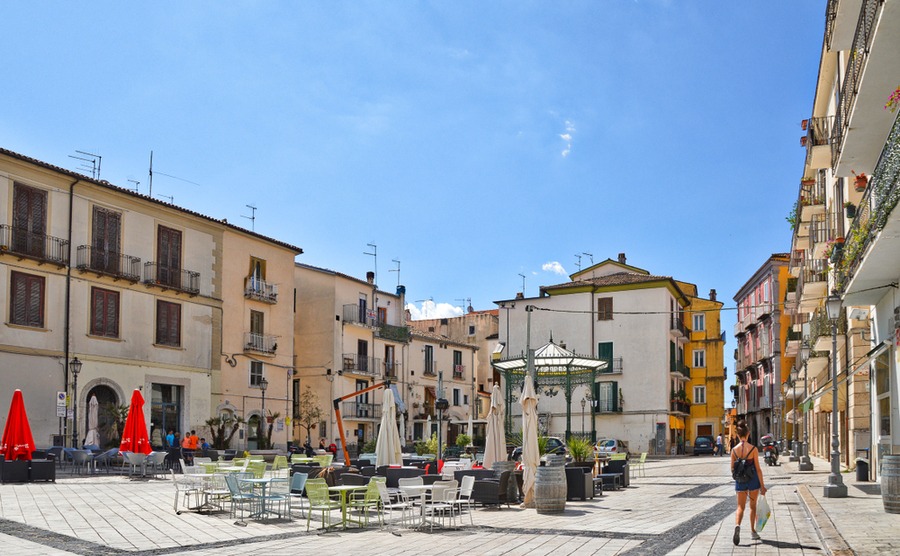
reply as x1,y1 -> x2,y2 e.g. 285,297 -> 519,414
856,458 -> 869,482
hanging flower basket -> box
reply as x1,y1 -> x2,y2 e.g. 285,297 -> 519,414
845,203 -> 857,219
854,173 -> 868,192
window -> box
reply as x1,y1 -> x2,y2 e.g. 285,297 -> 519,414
90,287 -> 119,338
250,361 -> 264,386
597,297 -> 613,320
693,386 -> 706,404
357,339 -> 369,373
424,345 -> 434,374
453,388 -> 461,406
156,300 -> 181,346
692,349 -> 706,368
598,342 -> 613,372
9,271 -> 45,327
91,206 -> 122,273
249,257 -> 266,282
593,381 -> 619,412
468,324 -> 476,336
156,226 -> 182,287
12,183 -> 47,257
875,350 -> 891,436
692,313 -> 705,332
453,350 -> 463,378
377,307 -> 387,325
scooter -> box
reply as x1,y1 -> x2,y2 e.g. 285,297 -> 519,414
760,434 -> 779,466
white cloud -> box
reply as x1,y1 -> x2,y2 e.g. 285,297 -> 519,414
406,300 -> 464,321
560,120 -> 575,157
542,261 -> 567,275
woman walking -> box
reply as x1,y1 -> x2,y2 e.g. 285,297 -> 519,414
731,420 -> 766,545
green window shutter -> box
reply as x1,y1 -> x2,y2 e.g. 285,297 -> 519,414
611,382 -> 619,412
598,342 -> 613,373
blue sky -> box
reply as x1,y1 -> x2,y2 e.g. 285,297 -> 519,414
3,2 -> 824,357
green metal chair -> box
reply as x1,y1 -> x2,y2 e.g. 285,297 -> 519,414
305,478 -> 341,531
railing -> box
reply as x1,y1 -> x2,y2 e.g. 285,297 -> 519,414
244,332 -> 278,354
670,400 -> 690,414
423,367 -> 436,377
599,356 -> 624,374
0,224 -> 69,265
343,304 -> 376,327
824,0 -> 838,49
801,178 -> 825,207
341,353 -> 382,376
384,360 -> 402,379
670,318 -> 689,337
805,116 -> 833,168
244,279 -> 277,303
803,258 -> 828,284
833,0 -> 881,166
452,364 -> 465,380
376,323 -> 410,342
670,361 -> 690,378
76,246 -> 141,281
341,401 -> 382,420
143,262 -> 200,294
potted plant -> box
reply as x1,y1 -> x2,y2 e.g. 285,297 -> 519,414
800,177 -> 815,186
826,238 -> 845,263
886,86 -> 900,113
801,119 -> 809,130
844,202 -> 857,219
800,136 -> 808,147
853,172 -> 868,192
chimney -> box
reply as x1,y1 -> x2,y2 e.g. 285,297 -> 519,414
617,253 -> 626,264
709,289 -> 717,302
515,292 -> 524,300
366,271 -> 375,284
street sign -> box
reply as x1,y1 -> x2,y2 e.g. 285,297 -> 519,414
57,405 -> 66,417
57,391 -> 66,407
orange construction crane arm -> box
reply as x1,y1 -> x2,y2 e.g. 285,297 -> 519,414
333,380 -> 391,465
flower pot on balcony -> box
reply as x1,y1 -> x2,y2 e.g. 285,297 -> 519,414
801,178 -> 815,186
845,205 -> 857,218
855,174 -> 868,192
830,247 -> 843,263
801,119 -> 809,131
800,136 -> 808,147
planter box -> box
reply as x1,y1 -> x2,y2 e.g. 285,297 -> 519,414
0,459 -> 29,483
29,459 -> 56,482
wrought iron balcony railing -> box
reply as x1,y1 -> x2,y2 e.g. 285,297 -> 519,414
341,353 -> 382,376
0,224 -> 69,266
599,357 -> 624,374
384,360 -> 402,379
341,401 -> 382,420
143,262 -> 200,295
76,246 -> 141,281
244,279 -> 278,303
376,323 -> 410,342
244,332 -> 278,354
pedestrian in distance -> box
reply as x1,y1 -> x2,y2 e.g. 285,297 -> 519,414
715,433 -> 724,456
166,429 -> 175,448
731,420 -> 766,545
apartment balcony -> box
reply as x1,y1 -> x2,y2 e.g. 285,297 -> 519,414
826,0 -> 863,51
799,180 -> 826,222
342,304 -> 375,327
784,329 -> 802,358
244,332 -> 278,355
756,299 -> 773,319
733,320 -> 745,337
376,323 -> 411,343
788,250 -> 804,277
143,262 -> 200,295
809,212 -> 837,259
423,367 -> 437,377
74,246 -> 141,281
670,362 -> 690,380
833,0 -> 900,177
804,116 -> 834,170
670,318 -> 690,340
670,400 -> 690,415
842,113 -> 900,305
383,360 -> 402,380
341,401 -> 381,420
452,364 -> 466,380
0,224 -> 69,266
799,258 -> 828,312
341,353 -> 382,377
244,279 -> 277,303
599,357 -> 623,374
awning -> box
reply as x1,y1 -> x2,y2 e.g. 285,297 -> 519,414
669,415 -> 685,430
784,409 -> 799,424
783,386 -> 804,400
817,381 -> 848,413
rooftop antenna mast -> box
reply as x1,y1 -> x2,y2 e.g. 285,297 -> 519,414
364,243 -> 377,286
574,254 -> 582,271
389,259 -> 401,287
148,150 -> 153,197
148,150 -> 199,201
127,179 -> 140,193
518,273 -> 526,297
68,150 -> 101,179
456,297 -> 472,314
582,252 -> 594,265
157,193 -> 174,203
242,204 -> 257,232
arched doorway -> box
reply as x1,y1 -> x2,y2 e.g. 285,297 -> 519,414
248,414 -> 261,450
85,385 -> 118,449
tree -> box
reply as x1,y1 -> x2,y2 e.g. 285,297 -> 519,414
205,414 -> 245,450
296,385 -> 324,444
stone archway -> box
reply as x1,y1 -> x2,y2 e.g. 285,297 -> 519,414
84,384 -> 119,449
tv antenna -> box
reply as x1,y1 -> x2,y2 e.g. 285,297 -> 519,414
364,243 -> 377,286
242,204 -> 257,231
157,193 -> 174,203
574,254 -> 582,271
68,150 -> 101,179
456,297 -> 472,314
148,150 -> 200,198
582,252 -> 594,265
518,273 -> 526,296
127,179 -> 140,193
389,259 -> 401,287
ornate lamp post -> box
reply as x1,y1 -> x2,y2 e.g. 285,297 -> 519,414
823,292 -> 846,497
70,357 -> 82,448
799,339 -> 814,471
259,376 -> 269,448
580,397 -> 586,436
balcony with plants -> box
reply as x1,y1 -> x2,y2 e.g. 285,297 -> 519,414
799,177 -> 826,222
244,332 -> 278,355
76,245 -> 141,281
670,389 -> 690,414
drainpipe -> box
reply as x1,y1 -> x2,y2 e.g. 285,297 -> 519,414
63,178 -> 79,444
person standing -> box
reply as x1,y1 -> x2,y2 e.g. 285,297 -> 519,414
731,420 -> 766,545
715,434 -> 724,456
166,429 -> 175,448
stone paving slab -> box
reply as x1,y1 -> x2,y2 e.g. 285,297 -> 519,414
0,456 -> 859,555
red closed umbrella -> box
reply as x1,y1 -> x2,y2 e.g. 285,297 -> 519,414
119,389 -> 152,454
1,389 -> 36,461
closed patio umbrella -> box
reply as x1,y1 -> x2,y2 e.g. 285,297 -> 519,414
426,415 -> 432,441
520,380 -> 539,508
119,389 -> 152,455
1,390 -> 36,460
83,395 -> 101,447
482,384 -> 506,469
398,412 -> 406,448
375,388 -> 402,467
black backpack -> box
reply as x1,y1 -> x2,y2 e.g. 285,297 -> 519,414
732,446 -> 756,483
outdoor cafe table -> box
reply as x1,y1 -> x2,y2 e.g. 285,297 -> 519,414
239,477 -> 279,519
183,473 -> 220,513
327,485 -> 367,529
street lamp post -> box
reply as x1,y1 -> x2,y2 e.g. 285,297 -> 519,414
823,292 -> 846,497
799,339 -> 814,471
259,376 -> 269,448
581,397 -> 586,436
436,397 -> 449,461
69,357 -> 82,448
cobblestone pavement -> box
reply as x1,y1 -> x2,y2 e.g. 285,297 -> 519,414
0,455 -> 889,555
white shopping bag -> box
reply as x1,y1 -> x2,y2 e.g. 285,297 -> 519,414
756,494 -> 772,531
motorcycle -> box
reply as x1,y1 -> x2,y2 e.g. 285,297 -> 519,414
760,434 -> 779,466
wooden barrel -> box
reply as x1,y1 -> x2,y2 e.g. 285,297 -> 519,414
882,455 -> 900,514
535,455 -> 566,514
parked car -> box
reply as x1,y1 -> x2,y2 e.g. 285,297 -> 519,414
594,438 -> 629,458
693,435 -> 715,455
509,436 -> 568,461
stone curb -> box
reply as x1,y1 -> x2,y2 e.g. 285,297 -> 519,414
796,484 -> 855,556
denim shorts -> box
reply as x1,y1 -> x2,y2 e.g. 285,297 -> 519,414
735,473 -> 761,492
